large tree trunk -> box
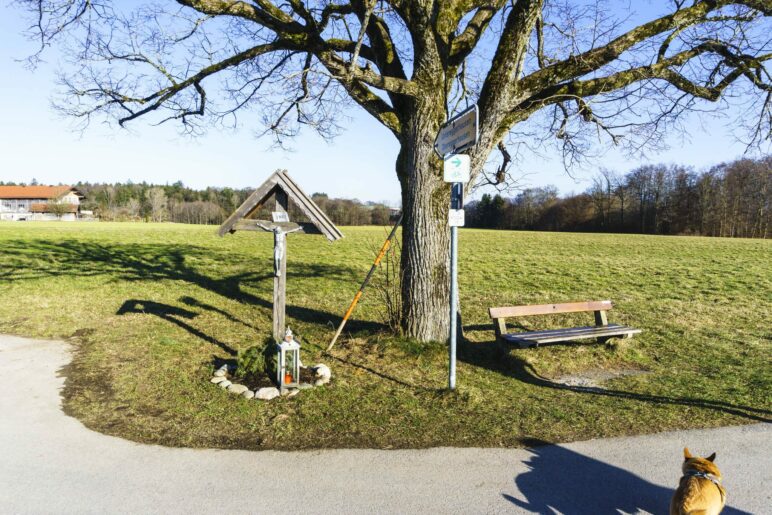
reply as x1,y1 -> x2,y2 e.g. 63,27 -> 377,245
397,107 -> 450,342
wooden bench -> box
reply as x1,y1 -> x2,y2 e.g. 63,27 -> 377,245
489,300 -> 641,348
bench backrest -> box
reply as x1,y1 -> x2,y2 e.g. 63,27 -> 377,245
490,301 -> 613,340
489,300 -> 612,320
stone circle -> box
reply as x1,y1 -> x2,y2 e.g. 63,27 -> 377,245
227,384 -> 249,395
209,362 -> 332,400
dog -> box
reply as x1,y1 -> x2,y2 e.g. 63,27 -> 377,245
670,447 -> 726,515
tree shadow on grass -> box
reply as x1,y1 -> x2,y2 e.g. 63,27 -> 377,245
179,295 -> 259,331
458,339 -> 772,423
115,297 -> 419,391
503,439 -> 751,514
323,350 -> 433,392
117,299 -> 237,356
1,238 -> 384,333
295,334 -> 431,392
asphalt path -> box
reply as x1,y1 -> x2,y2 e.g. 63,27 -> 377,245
0,334 -> 768,514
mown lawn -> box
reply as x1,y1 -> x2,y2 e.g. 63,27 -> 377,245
0,222 -> 769,449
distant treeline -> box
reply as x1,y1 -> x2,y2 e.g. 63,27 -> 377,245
0,180 -> 396,226
467,156 -> 771,238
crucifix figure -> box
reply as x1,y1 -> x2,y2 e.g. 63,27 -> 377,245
251,214 -> 303,340
254,221 -> 302,277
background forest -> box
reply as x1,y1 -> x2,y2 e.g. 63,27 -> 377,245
468,156 -> 770,238
3,155 -> 768,237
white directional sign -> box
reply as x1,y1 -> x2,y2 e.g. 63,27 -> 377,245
443,154 -> 470,183
448,209 -> 465,227
434,104 -> 479,157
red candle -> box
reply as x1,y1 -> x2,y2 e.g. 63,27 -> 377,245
284,373 -> 292,384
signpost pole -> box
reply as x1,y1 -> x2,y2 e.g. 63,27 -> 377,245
437,103 -> 477,391
449,201 -> 458,390
448,181 -> 464,391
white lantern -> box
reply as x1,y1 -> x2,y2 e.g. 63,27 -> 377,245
276,327 -> 300,391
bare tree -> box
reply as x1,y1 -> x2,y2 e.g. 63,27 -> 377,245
147,187 -> 168,222
610,170 -> 629,228
590,168 -> 615,227
125,197 -> 142,220
18,0 -> 772,340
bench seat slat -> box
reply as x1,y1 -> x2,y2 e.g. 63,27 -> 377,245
505,324 -> 626,338
503,325 -> 639,341
502,326 -> 641,345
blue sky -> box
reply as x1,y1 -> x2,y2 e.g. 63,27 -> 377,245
0,3 -> 765,205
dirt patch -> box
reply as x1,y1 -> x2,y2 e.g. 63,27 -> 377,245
552,368 -> 650,388
70,328 -> 96,339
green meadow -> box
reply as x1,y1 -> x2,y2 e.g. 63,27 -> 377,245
0,222 -> 769,449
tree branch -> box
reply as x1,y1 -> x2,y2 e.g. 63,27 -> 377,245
350,0 -> 407,81
117,41 -> 287,126
338,78 -> 403,137
518,0 -> 768,97
174,0 -> 301,33
449,1 -> 507,66
315,48 -> 418,96
507,42 -> 772,130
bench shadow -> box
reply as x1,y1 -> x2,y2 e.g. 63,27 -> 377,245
458,339 -> 772,423
504,439 -> 751,514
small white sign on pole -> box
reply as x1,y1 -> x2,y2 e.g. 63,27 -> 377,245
448,209 -> 465,227
443,154 -> 471,183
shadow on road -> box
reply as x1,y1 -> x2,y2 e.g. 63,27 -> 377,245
504,440 -> 751,514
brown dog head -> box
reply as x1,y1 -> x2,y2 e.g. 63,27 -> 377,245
682,447 -> 722,479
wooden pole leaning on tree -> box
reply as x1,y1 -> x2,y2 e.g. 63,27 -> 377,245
327,215 -> 403,351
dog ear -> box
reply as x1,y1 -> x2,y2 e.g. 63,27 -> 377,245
707,452 -> 716,462
683,447 -> 693,460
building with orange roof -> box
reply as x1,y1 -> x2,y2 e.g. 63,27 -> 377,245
0,185 -> 83,221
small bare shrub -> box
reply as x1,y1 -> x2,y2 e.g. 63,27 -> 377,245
369,232 -> 403,334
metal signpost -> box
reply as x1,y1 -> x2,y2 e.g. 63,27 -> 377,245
437,106 -> 478,390
448,180 -> 464,390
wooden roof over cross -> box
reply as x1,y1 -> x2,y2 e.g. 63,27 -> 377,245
217,169 -> 343,241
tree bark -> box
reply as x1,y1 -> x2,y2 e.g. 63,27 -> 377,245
397,105 -> 450,342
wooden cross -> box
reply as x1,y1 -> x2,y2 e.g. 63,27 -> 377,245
218,170 -> 343,342
254,191 -> 301,341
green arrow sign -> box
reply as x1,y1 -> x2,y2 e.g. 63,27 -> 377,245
443,154 -> 470,183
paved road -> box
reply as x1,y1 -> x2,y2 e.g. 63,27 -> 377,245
0,334 -> 769,514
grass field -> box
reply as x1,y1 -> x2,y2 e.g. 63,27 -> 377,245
0,221 -> 769,449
